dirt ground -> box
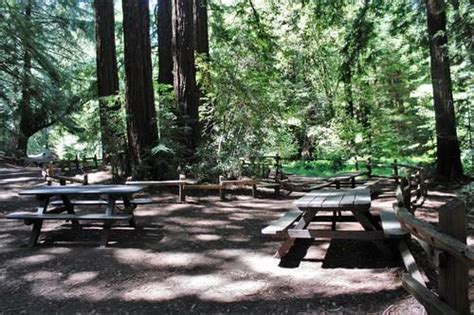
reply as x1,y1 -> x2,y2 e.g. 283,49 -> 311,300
0,163 -> 472,314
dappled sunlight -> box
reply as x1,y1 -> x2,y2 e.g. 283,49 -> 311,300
113,249 -> 220,269
194,234 -> 222,241
9,254 -> 55,266
23,271 -> 62,281
65,271 -> 99,285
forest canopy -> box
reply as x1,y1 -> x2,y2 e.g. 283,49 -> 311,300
0,0 -> 472,180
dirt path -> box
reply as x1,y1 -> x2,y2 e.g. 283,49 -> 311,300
0,166 -> 471,313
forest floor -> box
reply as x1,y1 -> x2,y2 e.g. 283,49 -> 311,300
0,163 -> 472,314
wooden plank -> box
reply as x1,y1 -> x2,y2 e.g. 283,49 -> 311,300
353,188 -> 371,206
307,181 -> 334,190
6,212 -> 131,221
307,190 -> 338,209
438,199 -> 470,315
321,192 -> 344,209
275,238 -> 295,258
287,229 -> 384,240
220,179 -> 256,186
261,210 -> 303,235
398,240 -> 425,285
29,220 -> 43,247
293,191 -> 320,208
402,273 -> 457,315
183,184 -> 222,190
339,191 -> 356,207
305,215 -> 358,222
125,179 -> 199,185
394,203 -> 474,266
380,207 -> 408,238
49,198 -> 153,206
351,211 -> 378,231
19,185 -> 143,196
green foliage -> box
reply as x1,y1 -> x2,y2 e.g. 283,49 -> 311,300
0,0 -> 472,179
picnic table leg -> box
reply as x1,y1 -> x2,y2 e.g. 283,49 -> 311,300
351,210 -> 391,256
275,238 -> 295,258
179,184 -> 186,202
122,195 -> 138,229
29,220 -> 43,247
276,211 -> 316,258
100,221 -> 111,247
60,195 -> 80,228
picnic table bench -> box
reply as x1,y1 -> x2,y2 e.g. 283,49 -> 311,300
262,188 -> 405,258
6,185 -> 149,247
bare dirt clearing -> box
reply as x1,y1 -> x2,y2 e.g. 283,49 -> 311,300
0,165 -> 471,313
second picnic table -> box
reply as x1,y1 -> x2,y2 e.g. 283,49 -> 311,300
263,188 -> 391,258
6,185 -> 149,247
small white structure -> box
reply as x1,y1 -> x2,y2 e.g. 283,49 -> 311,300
25,149 -> 58,166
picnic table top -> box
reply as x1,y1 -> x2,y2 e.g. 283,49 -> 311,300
19,184 -> 144,196
329,171 -> 365,181
294,188 -> 371,211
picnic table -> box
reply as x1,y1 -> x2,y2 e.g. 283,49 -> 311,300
329,171 -> 366,188
262,188 -> 399,258
6,185 -> 148,247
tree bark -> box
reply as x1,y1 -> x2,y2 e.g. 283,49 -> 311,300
193,0 -> 209,57
172,0 -> 200,157
122,0 -> 159,179
425,0 -> 464,180
94,0 -> 119,161
157,0 -> 173,86
16,0 -> 33,157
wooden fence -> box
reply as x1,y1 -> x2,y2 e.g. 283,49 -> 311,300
52,154 -> 100,174
394,194 -> 473,314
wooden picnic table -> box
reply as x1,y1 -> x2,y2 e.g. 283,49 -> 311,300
329,171 -> 366,188
6,185 -> 147,247
263,188 -> 392,258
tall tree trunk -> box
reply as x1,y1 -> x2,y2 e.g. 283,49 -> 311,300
193,0 -> 209,139
425,0 -> 464,180
94,0 -> 119,162
157,0 -> 173,86
122,0 -> 159,179
16,0 -> 33,157
172,0 -> 200,158
193,0 -> 209,57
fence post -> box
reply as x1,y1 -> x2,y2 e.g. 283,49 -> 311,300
355,157 -> 359,171
83,174 -> 88,185
251,176 -> 257,198
75,154 -> 80,171
179,174 -> 186,202
438,199 -> 469,314
219,175 -> 225,200
393,159 -> 399,183
94,154 -> 98,168
274,154 -> 282,182
366,157 -> 372,178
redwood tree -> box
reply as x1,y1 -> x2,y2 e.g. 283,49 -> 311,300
122,0 -> 158,179
425,0 -> 464,180
172,0 -> 200,156
157,0 -> 173,86
193,0 -> 209,57
94,0 -> 119,161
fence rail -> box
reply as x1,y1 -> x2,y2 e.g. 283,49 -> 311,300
394,198 -> 472,314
